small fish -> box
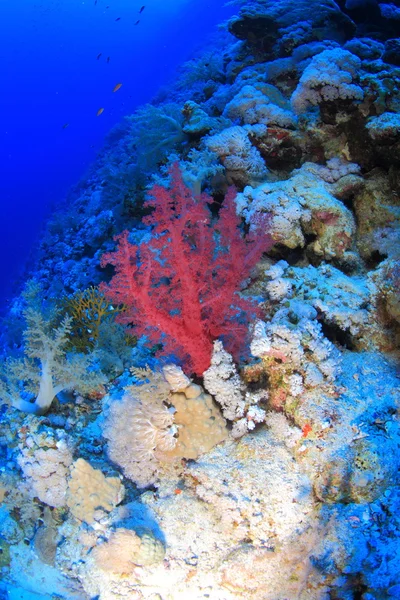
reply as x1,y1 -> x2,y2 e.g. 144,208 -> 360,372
134,19 -> 140,25
62,123 -> 69,129
107,56 -> 110,63
96,52 -> 102,60
115,17 -> 121,21
94,0 -> 97,4
113,83 -> 122,92
96,107 -> 104,116
139,5 -> 145,13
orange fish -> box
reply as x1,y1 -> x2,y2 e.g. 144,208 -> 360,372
113,83 -> 122,92
96,107 -> 104,116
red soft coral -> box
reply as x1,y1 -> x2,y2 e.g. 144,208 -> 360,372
101,165 -> 272,375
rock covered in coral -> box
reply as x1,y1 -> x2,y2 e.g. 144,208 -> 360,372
102,366 -> 227,488
248,304 -> 341,410
203,340 -> 267,438
205,124 -> 268,185
383,37 -> 400,66
262,261 -> 372,341
188,429 -> 314,546
89,426 -> 324,600
291,48 -> 364,114
235,162 -> 357,263
293,352 -> 400,504
16,422 -> 74,508
365,112 -> 400,166
351,168 -> 400,261
228,0 -> 356,58
221,82 -> 304,170
366,111 -> 400,143
370,258 -> 400,347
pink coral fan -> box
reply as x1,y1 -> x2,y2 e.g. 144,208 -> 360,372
101,165 -> 272,375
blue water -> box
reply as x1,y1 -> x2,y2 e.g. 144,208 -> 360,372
0,0 -> 233,311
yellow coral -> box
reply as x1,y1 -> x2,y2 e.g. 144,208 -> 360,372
165,383 -> 228,460
91,528 -> 165,573
64,286 -> 124,352
66,458 -> 124,524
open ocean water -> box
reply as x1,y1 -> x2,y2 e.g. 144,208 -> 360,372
0,0 -> 233,311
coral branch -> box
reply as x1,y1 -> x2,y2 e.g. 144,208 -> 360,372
101,165 -> 273,374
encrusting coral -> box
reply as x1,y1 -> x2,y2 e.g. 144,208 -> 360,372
90,528 -> 165,572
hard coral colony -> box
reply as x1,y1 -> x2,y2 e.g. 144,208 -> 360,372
0,0 -> 400,599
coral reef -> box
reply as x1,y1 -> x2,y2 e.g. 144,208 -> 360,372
1,0 -> 400,598
235,162 -> 357,263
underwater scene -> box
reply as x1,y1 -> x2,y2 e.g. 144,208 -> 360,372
0,0 -> 399,598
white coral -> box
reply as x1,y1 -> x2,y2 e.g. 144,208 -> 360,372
17,427 -> 74,508
291,48 -> 364,114
204,340 -> 267,438
103,388 -> 177,489
203,341 -> 245,422
235,162 -> 356,261
205,125 -> 268,182
224,84 -> 297,128
250,305 -> 341,393
306,157 -> 361,183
